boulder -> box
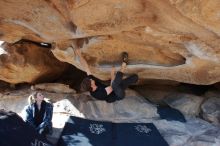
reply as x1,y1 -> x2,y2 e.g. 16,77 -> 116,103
53,89 -> 159,122
133,84 -> 178,104
0,89 -> 31,115
154,117 -> 220,146
201,97 -> 220,125
164,93 -> 204,116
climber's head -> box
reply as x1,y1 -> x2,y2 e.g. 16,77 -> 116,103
80,77 -> 96,92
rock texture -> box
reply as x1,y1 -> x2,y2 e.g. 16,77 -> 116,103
1,0 -> 220,84
0,42 -> 68,84
164,93 -> 204,116
133,84 -> 179,104
31,83 -> 76,94
201,97 -> 220,125
0,87 -> 219,146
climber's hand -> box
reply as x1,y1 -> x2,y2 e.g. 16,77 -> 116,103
111,66 -> 115,75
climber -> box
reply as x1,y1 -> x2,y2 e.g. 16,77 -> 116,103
75,49 -> 138,103
24,91 -> 53,136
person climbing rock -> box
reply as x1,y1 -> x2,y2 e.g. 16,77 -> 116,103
75,49 -> 138,103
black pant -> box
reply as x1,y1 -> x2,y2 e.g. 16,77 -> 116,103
112,72 -> 138,100
38,126 -> 50,136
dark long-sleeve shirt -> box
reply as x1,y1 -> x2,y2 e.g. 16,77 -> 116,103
88,75 -> 118,103
24,100 -> 53,132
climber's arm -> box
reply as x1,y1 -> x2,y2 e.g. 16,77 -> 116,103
110,66 -> 115,85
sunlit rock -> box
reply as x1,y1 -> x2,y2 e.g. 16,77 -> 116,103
0,0 -> 220,84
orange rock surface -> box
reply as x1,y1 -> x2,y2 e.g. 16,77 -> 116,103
0,0 -> 220,84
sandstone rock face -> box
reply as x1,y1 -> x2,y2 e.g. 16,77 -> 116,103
0,88 -> 32,114
0,42 -> 68,84
1,0 -> 220,84
31,83 -> 76,94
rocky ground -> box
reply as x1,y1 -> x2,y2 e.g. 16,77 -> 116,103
0,83 -> 219,146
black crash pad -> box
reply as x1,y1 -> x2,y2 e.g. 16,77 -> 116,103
58,116 -> 169,146
0,110 -> 52,146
